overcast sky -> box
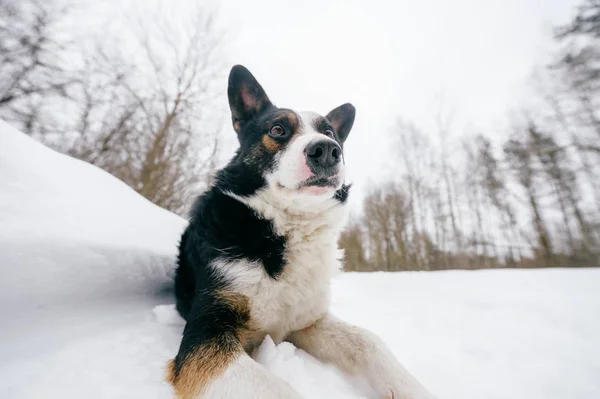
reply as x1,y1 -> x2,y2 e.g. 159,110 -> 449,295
219,0 -> 580,203
116,0 -> 580,207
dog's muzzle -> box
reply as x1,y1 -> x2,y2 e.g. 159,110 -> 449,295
304,140 -> 342,177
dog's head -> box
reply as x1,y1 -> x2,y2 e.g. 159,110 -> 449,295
223,65 -> 355,206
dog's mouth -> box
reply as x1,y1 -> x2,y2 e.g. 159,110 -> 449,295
299,175 -> 340,191
275,173 -> 343,196
298,175 -> 340,194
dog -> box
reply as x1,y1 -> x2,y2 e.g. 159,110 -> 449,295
167,65 -> 436,399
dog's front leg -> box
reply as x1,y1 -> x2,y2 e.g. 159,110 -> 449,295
287,314 -> 436,399
167,292 -> 303,399
168,351 -> 302,399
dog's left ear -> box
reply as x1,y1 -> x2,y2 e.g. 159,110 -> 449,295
228,65 -> 273,135
326,103 -> 355,143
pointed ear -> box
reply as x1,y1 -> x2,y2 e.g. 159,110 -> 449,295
326,103 -> 355,143
228,65 -> 272,134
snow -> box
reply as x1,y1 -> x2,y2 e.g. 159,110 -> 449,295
1,119 -> 600,399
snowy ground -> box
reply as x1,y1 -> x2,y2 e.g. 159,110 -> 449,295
1,120 -> 599,399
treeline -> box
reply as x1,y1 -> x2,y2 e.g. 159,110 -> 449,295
0,0 -> 224,215
341,0 -> 600,271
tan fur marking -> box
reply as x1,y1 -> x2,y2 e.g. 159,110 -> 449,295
262,135 -> 281,152
273,111 -> 300,135
167,340 -> 242,399
216,290 -> 258,350
215,290 -> 250,313
166,359 -> 177,385
281,111 -> 299,130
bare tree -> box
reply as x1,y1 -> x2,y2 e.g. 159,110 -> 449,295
556,0 -> 600,39
394,120 -> 435,269
472,135 -> 522,264
114,7 -> 223,213
0,0 -> 77,132
339,220 -> 369,272
1,1 -> 225,215
436,111 -> 463,254
504,127 -> 555,264
554,0 -> 600,152
462,136 -> 495,266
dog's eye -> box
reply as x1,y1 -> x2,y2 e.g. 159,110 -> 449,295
269,124 -> 286,137
324,129 -> 334,138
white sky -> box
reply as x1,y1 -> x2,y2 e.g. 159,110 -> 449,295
107,0 -> 581,207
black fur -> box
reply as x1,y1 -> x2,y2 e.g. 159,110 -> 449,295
170,65 -> 354,381
326,103 -> 355,144
228,64 -> 273,135
334,184 -> 351,203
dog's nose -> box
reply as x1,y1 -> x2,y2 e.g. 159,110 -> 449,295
305,140 -> 341,168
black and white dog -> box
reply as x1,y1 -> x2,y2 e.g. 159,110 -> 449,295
167,65 -> 435,399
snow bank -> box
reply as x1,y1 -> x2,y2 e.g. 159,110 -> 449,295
0,121 -> 186,307
1,120 -> 599,399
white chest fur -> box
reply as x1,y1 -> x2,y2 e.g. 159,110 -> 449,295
218,189 -> 347,347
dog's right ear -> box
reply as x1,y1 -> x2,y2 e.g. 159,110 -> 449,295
228,65 -> 272,134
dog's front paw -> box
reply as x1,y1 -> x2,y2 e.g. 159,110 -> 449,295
383,388 -> 411,399
380,383 -> 436,399
384,388 -> 397,399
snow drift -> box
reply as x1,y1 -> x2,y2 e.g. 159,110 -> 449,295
1,120 -> 599,399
